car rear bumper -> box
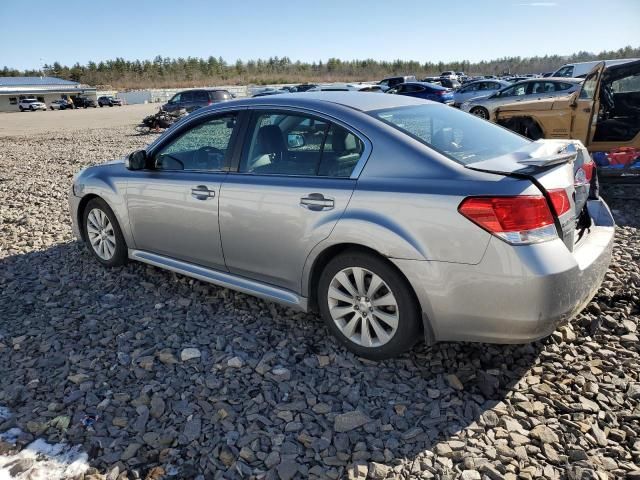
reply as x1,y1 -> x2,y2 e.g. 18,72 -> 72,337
392,198 -> 615,344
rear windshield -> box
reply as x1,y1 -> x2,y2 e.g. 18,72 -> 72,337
370,104 -> 530,165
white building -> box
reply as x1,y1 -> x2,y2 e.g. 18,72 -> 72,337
0,77 -> 97,112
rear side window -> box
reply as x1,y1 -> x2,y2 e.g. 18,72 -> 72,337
370,104 -> 529,165
555,66 -> 574,77
212,91 -> 231,100
194,91 -> 209,102
239,112 -> 364,177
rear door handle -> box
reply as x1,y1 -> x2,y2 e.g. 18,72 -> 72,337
300,193 -> 334,211
191,185 -> 215,200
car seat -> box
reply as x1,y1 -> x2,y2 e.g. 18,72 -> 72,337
250,125 -> 287,172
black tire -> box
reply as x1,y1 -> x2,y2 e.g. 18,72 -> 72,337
317,250 -> 421,360
99,104 -> 104,107
109,104 -> 113,107
470,106 -> 490,120
19,106 -> 24,112
82,198 -> 128,267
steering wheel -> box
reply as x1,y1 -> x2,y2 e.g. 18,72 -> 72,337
194,146 -> 224,170
600,84 -> 615,113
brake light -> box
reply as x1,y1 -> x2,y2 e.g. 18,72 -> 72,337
458,195 -> 558,244
548,189 -> 570,216
574,162 -> 594,186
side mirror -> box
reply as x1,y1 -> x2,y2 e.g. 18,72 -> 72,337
126,150 -> 147,170
287,133 -> 306,149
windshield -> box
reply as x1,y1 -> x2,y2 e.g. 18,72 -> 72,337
370,104 -> 530,164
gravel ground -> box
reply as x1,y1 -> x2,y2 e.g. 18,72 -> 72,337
0,127 -> 639,480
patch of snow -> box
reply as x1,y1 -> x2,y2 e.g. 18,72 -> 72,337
0,406 -> 89,480
0,428 -> 22,444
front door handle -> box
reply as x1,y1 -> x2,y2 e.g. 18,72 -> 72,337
191,185 -> 215,200
300,193 -> 334,211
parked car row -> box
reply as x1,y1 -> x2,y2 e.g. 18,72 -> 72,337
17,96 -> 113,111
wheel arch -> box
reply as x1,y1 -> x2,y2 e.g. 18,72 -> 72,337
496,115 -> 545,140
77,194 -> 100,243
304,242 -> 432,341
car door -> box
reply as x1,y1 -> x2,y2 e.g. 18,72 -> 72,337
179,90 -> 195,111
570,62 -> 605,148
219,109 -> 367,292
126,111 -> 240,270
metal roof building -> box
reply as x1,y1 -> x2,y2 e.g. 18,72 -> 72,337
0,76 -> 97,112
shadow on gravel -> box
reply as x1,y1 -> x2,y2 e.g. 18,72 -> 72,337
0,241 -> 543,478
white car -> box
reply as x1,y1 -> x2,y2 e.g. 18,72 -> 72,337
19,99 -> 47,112
440,71 -> 458,80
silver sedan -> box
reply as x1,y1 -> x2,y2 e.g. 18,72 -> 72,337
69,92 -> 614,359
460,78 -> 582,119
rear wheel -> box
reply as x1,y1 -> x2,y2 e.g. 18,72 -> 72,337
470,106 -> 489,120
82,198 -> 128,267
318,251 -> 421,360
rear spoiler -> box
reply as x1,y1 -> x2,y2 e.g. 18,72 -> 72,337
515,140 -> 580,167
465,139 -> 583,174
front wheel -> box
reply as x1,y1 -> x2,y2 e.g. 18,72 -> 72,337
83,198 -> 128,267
470,106 -> 490,120
317,251 -> 421,360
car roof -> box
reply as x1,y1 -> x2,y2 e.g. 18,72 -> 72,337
509,77 -> 582,86
201,91 -> 432,113
403,81 -> 448,90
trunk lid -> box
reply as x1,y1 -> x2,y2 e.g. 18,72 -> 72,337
465,139 -> 594,250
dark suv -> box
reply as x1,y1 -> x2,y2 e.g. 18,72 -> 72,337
162,89 -> 233,113
74,97 -> 98,108
98,96 -> 123,107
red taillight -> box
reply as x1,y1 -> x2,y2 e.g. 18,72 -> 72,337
548,189 -> 570,216
459,195 -> 559,244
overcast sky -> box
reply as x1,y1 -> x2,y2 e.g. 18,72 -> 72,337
1,0 -> 638,70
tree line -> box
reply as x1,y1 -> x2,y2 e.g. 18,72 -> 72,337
2,46 -> 638,90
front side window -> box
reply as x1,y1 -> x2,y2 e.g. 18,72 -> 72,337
500,84 -> 528,97
371,104 -> 529,165
181,91 -> 194,103
579,71 -> 600,100
155,114 -> 237,171
239,112 -> 363,177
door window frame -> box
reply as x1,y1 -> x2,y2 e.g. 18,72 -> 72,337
144,108 -> 247,174
228,107 -> 372,180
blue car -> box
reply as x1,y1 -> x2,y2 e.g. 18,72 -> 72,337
386,81 -> 454,104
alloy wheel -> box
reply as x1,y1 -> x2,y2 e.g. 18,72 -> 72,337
86,208 -> 116,261
327,267 -> 399,347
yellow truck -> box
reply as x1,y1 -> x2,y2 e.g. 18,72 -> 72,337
493,60 -> 640,153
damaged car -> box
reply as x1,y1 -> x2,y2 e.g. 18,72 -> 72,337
494,60 -> 640,152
